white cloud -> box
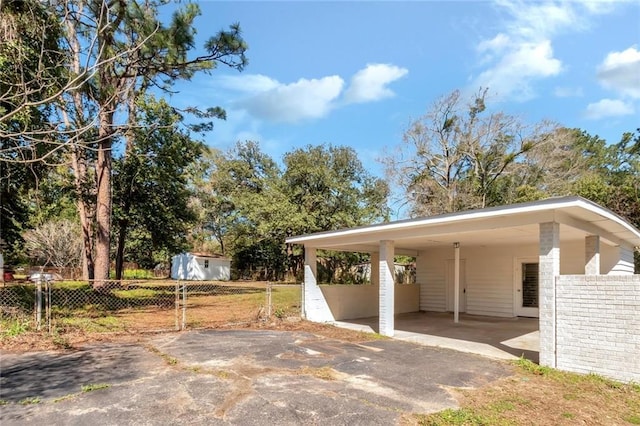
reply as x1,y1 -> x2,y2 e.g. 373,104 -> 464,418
497,1 -> 578,40
343,64 -> 408,104
597,46 -> 640,99
236,76 -> 344,123
217,74 -> 280,93
474,40 -> 562,101
472,1 -> 625,101
584,98 -> 635,119
214,63 -> 407,123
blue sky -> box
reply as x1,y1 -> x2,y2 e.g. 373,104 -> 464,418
167,1 -> 640,176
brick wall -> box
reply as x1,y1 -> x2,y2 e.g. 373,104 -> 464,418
555,275 -> 640,383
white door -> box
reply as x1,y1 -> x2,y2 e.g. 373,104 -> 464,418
446,259 -> 466,312
515,259 -> 539,317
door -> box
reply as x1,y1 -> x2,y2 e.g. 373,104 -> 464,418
446,259 -> 466,312
515,260 -> 539,317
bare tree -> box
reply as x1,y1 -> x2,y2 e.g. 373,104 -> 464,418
384,89 -> 557,216
23,219 -> 83,270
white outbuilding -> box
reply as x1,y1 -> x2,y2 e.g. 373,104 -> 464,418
171,252 -> 231,281
287,196 -> 640,382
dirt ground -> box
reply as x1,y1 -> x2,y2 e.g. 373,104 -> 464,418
0,318 -> 378,353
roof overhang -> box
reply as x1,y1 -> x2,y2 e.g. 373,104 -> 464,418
286,196 -> 640,255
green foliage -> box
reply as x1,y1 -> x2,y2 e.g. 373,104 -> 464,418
514,357 -> 556,377
0,318 -> 32,337
273,307 -> 286,319
113,95 -> 204,275
121,269 -> 155,280
190,142 -> 389,280
283,144 -> 390,231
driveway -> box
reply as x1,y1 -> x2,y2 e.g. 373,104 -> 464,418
1,329 -> 512,425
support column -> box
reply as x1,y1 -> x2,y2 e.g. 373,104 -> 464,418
304,247 -> 334,322
585,235 -> 600,275
370,252 -> 380,287
454,242 -> 460,323
379,240 -> 395,337
539,222 -> 560,368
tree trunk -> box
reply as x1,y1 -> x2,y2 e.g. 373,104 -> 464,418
71,147 -> 94,281
66,13 -> 94,282
93,112 -> 113,287
114,218 -> 128,280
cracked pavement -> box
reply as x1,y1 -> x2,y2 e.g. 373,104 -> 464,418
1,329 -> 512,425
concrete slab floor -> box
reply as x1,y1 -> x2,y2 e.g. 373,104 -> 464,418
335,311 -> 540,362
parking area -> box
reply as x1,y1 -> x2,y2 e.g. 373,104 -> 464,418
339,311 -> 540,362
1,329 -> 513,425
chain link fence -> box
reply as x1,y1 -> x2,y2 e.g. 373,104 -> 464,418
0,279 -> 301,337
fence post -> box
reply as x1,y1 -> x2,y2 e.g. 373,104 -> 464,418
266,282 -> 272,318
175,281 -> 180,331
35,276 -> 43,330
46,278 -> 52,334
181,282 -> 186,330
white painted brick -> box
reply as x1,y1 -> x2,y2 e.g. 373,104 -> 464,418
555,274 -> 640,383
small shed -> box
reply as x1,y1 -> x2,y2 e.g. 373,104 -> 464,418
171,252 -> 231,281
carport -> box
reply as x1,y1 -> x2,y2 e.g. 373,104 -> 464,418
287,196 -> 640,373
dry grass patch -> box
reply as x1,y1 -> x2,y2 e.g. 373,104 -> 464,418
406,358 -> 640,426
298,366 -> 337,381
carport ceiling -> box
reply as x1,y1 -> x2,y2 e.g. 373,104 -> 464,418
287,196 -> 640,255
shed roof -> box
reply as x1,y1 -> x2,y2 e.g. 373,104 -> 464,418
286,196 -> 640,255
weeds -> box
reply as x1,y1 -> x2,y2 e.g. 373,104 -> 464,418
625,414 -> 640,425
145,344 -> 178,366
18,397 -> 41,405
81,383 -> 110,392
0,318 -> 32,337
416,408 -> 496,426
52,394 -> 76,403
298,366 -> 336,381
513,357 -> 553,376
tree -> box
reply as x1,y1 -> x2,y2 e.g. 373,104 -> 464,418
0,0 -> 68,263
194,142 -> 390,280
283,144 -> 389,232
384,89 -> 556,216
187,147 -> 236,256
23,219 -> 83,270
282,144 -> 389,280
112,95 -> 204,278
1,0 -> 248,285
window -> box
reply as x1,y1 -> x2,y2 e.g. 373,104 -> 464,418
204,260 -> 209,268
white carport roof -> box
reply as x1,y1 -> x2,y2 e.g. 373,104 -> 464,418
286,196 -> 640,255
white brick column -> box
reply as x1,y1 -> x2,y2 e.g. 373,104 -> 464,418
304,247 -> 334,322
539,222 -> 560,368
379,240 -> 395,337
585,235 -> 600,275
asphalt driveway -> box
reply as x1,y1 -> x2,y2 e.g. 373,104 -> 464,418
1,329 -> 512,425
